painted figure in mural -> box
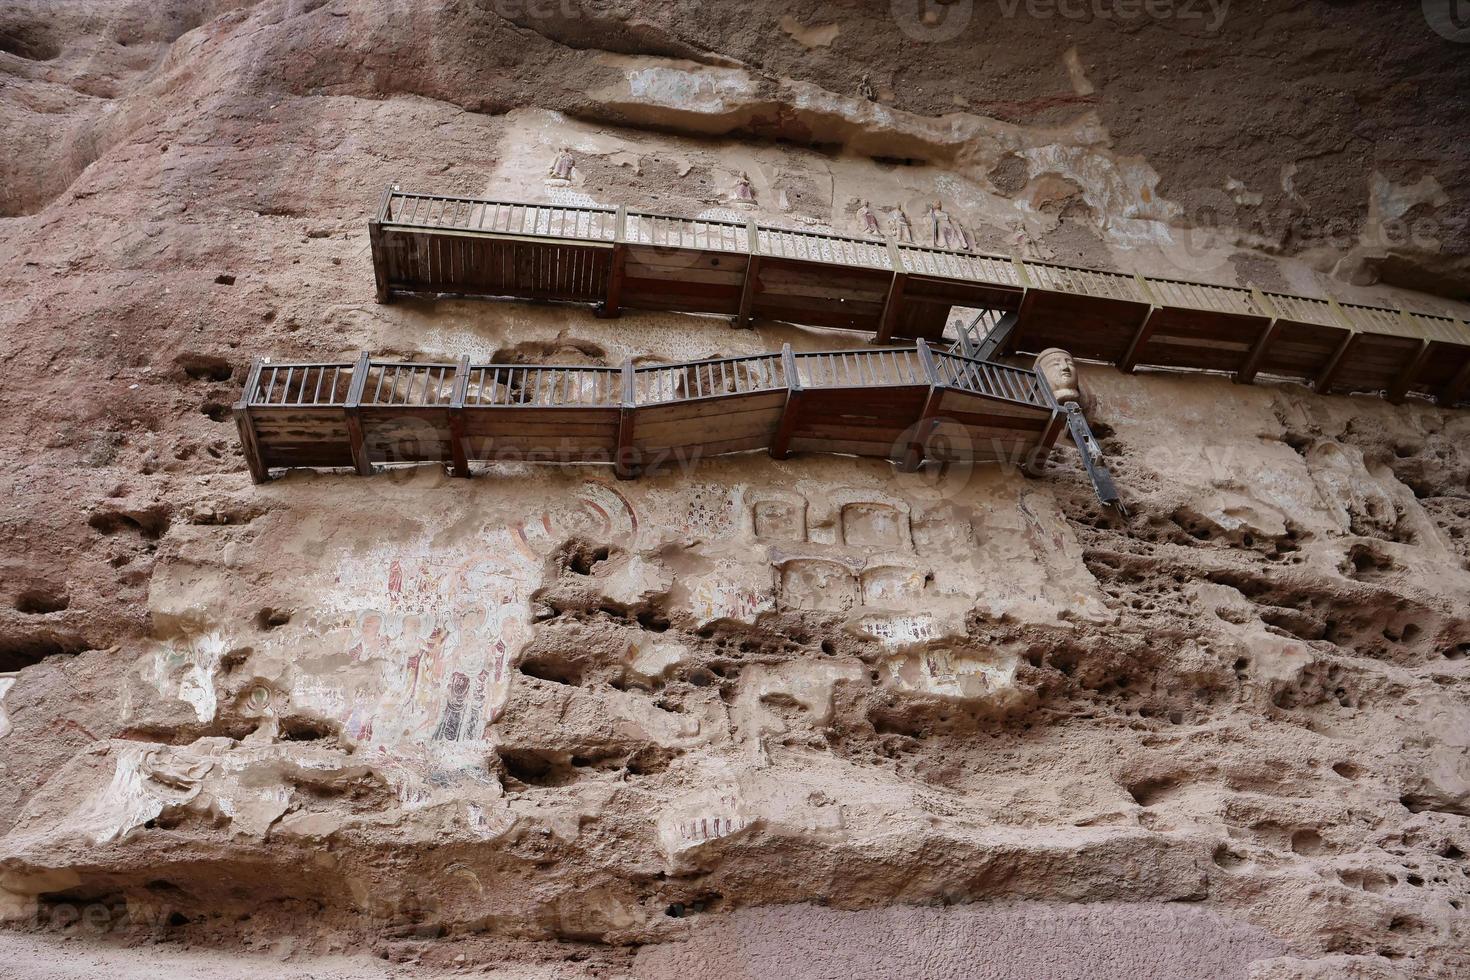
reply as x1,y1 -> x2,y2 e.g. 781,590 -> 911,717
547,146 -> 576,181
348,610 -> 385,663
732,171 -> 756,204
857,201 -> 881,236
463,668 -> 491,742
433,672 -> 472,741
403,613 -> 427,695
928,201 -> 970,251
1034,347 -> 1086,408
888,207 -> 914,243
388,559 -> 403,595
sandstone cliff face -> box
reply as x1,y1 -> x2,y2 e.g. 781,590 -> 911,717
1,2 -> 1468,977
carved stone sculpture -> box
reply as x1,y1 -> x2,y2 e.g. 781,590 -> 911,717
732,171 -> 756,205
547,147 -> 575,182
928,201 -> 970,251
1034,347 -> 1084,407
888,208 -> 914,243
857,201 -> 880,236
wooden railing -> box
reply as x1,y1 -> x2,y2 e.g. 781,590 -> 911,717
792,348 -> 926,388
235,342 -> 1063,482
623,210 -> 748,252
369,189 -> 1470,406
248,362 -> 357,406
934,351 -> 1052,408
464,364 -> 625,407
633,352 -> 787,405
382,190 -> 619,242
246,346 -> 1046,413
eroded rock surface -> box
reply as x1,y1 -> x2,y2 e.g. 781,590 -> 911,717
1,2 -> 1469,977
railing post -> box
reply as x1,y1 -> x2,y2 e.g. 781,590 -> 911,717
1314,330 -> 1357,395
233,357 -> 269,484
616,359 -> 638,480
370,185 -> 396,304
345,352 -> 373,476
736,218 -> 761,327
448,355 -> 471,478
900,341 -> 946,473
770,344 -> 803,460
1237,289 -> 1281,385
599,205 -> 627,319
877,237 -> 908,343
1439,354 -> 1470,407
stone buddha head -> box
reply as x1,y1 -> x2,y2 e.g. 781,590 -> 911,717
1035,347 -> 1085,407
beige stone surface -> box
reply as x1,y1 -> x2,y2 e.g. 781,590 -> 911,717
1,2 -> 1468,977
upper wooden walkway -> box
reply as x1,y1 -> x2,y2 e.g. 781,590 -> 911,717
369,188 -> 1470,407
234,343 -> 1062,483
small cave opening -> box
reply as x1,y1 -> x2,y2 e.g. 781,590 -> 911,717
14,588 -> 69,615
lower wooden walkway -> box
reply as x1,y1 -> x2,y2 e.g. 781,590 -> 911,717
369,188 -> 1470,407
233,344 -> 1062,482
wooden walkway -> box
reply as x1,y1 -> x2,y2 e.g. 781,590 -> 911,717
369,188 -> 1470,407
233,344 -> 1062,482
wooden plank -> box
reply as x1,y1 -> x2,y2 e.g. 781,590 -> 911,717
1236,317 -> 1283,384
898,342 -> 942,473
877,238 -> 908,344
448,355 -> 471,477
770,344 -> 802,460
344,352 -> 373,476
617,359 -> 637,479
1439,357 -> 1470,406
233,357 -> 269,483
1314,332 -> 1357,395
1118,306 -> 1160,373
1387,340 -> 1431,404
599,205 -> 627,318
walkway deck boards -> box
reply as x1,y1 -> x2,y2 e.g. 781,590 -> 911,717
234,345 -> 1061,482
370,188 -> 1470,406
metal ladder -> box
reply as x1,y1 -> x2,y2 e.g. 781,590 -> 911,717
950,308 -> 1019,361
948,306 -> 1125,513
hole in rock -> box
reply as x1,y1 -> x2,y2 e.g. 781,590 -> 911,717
15,589 -> 69,614
255,607 -> 291,630
518,656 -> 582,686
0,632 -> 87,671
88,506 -> 171,540
176,354 -> 233,382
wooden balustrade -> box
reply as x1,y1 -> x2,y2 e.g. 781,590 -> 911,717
369,187 -> 1470,406
235,343 -> 1062,482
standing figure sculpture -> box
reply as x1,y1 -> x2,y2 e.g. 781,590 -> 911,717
731,171 -> 757,206
857,201 -> 881,236
547,146 -> 576,182
928,201 -> 970,251
888,207 -> 914,243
